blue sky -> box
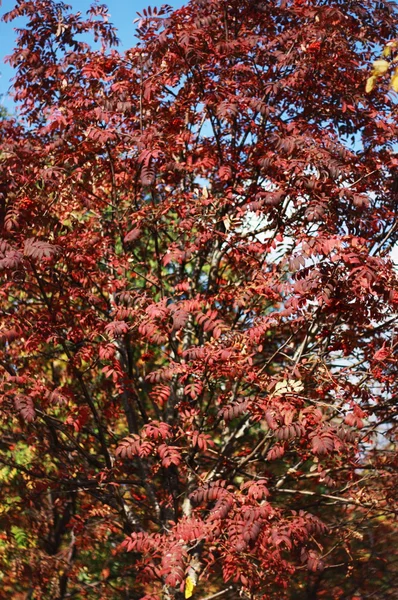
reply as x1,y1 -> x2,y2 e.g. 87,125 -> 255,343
0,0 -> 186,111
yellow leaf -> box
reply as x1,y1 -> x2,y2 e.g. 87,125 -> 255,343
391,70 -> 398,92
372,59 -> 389,75
185,575 -> 195,599
383,46 -> 392,58
365,75 -> 376,93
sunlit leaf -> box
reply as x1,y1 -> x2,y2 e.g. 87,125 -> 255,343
365,75 -> 377,93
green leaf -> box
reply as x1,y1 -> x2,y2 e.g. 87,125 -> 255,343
11,526 -> 28,549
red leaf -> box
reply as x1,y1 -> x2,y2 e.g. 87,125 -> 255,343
14,395 -> 35,422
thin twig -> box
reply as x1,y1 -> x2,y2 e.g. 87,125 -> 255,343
200,587 -> 234,600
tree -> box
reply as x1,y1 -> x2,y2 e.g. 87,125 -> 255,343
0,0 -> 397,598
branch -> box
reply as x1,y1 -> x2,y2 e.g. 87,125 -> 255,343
276,488 -> 396,514
200,587 -> 234,600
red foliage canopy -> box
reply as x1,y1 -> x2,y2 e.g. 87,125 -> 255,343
0,0 -> 397,598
